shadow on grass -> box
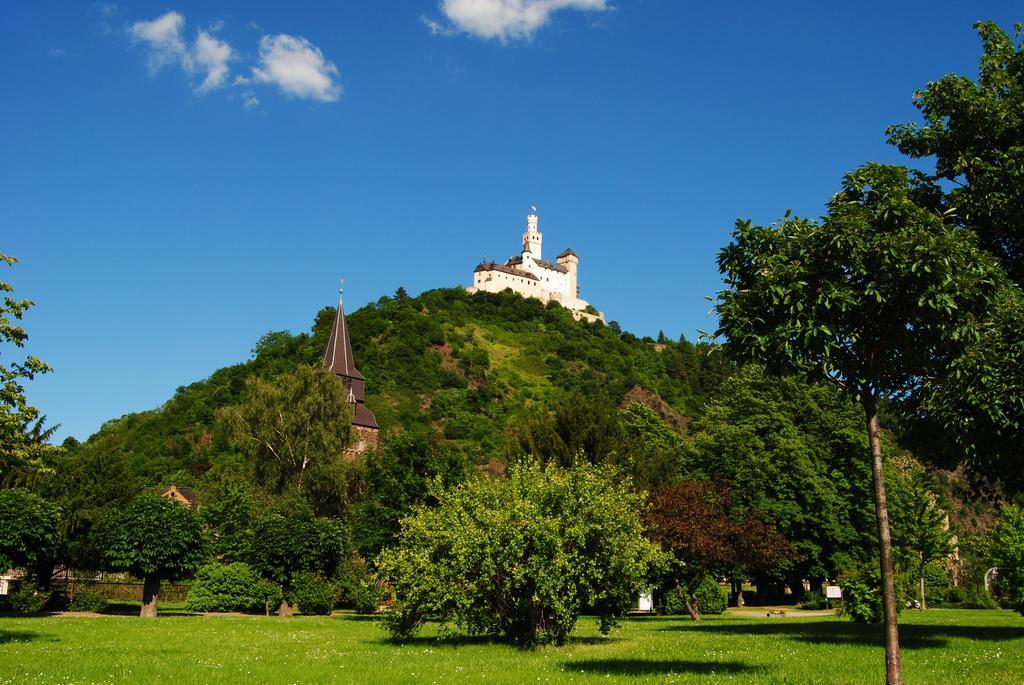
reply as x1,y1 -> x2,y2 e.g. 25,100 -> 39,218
664,621 -> 1024,650
0,630 -> 56,644
565,658 -> 761,676
375,633 -> 621,649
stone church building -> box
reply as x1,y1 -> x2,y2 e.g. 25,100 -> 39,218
468,210 -> 604,322
323,288 -> 379,457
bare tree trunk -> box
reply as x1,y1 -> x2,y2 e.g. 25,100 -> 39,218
919,557 -> 927,611
865,400 -> 903,685
140,576 -> 161,618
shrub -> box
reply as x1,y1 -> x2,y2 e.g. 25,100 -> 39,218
337,557 -> 385,614
68,590 -> 109,613
693,576 -> 727,615
186,562 -> 282,613
292,573 -> 337,616
657,587 -> 687,615
840,576 -> 884,623
10,584 -> 50,614
377,460 -> 657,645
797,590 -> 826,610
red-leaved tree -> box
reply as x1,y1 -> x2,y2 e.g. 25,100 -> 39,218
647,480 -> 792,620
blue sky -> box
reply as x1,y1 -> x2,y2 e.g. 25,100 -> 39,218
3,1 -> 1020,442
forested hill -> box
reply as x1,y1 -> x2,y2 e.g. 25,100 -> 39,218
73,287 -> 729,486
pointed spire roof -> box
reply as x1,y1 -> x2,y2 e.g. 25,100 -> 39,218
323,285 -> 364,381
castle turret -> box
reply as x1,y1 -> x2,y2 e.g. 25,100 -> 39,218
522,209 -> 542,261
557,247 -> 579,306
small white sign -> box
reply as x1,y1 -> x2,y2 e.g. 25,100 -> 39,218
825,585 -> 842,599
638,590 -> 654,612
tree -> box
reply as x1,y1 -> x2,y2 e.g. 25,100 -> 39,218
92,494 -> 206,617
219,364 -> 353,498
0,489 -> 60,578
887,21 -> 1024,284
990,504 -> 1024,615
377,460 -> 657,645
888,459 -> 952,611
714,163 -> 1004,684
687,366 -> 876,597
247,508 -> 348,615
394,286 -> 410,301
647,480 -> 792,620
350,434 -> 468,558
0,254 -> 59,484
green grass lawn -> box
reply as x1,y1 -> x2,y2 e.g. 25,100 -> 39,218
0,609 -> 1021,684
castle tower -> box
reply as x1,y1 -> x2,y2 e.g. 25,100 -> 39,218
556,248 -> 580,307
522,209 -> 542,261
323,283 -> 379,457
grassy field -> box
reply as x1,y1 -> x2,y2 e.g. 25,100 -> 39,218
0,608 -> 1021,684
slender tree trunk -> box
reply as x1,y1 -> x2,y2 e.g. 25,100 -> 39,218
919,556 -> 927,611
140,576 -> 161,618
865,400 -> 903,685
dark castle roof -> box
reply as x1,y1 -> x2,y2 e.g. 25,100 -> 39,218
474,261 -> 539,280
557,248 -> 578,259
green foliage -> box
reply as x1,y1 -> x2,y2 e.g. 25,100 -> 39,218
377,460 -> 657,646
716,164 -> 1003,401
337,556 -> 385,614
9,584 -> 50,614
219,364 -> 353,508
840,573 -> 885,624
887,21 -> 1024,284
185,562 -> 282,613
67,590 -> 109,613
0,253 -> 60,483
0,488 -> 60,576
351,434 -> 469,558
200,483 -> 254,563
687,366 -> 875,582
291,573 -> 337,616
990,504 -> 1024,614
692,576 -> 727,615
92,494 -> 206,582
247,510 -> 348,597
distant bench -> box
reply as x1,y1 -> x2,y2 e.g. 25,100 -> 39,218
766,609 -> 787,617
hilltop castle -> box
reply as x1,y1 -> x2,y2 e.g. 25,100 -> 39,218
468,210 -> 604,322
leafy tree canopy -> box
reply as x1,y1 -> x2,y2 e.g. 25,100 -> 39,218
888,21 -> 1024,284
377,460 -> 657,646
0,488 -> 60,576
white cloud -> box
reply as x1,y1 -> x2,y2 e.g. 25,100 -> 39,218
129,11 -> 186,73
185,30 -> 234,93
431,0 -> 608,41
252,34 -> 340,102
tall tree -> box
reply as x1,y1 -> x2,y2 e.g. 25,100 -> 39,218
219,364 -> 352,502
92,494 -> 206,617
887,21 -> 1024,284
0,254 -> 58,484
714,164 -> 1004,684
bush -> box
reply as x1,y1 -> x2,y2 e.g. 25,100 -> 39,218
991,504 -> 1024,616
68,590 -> 109,613
840,576 -> 884,623
10,584 -> 50,614
337,557 -> 385,614
186,562 -> 282,613
693,576 -> 727,615
292,573 -> 337,616
377,461 -> 657,645
797,590 -> 826,610
657,587 -> 687,615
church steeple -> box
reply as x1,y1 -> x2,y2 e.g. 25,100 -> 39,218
323,282 -> 378,430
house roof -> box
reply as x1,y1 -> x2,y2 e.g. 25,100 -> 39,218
557,248 -> 578,259
323,290 -> 365,381
160,484 -> 197,507
353,403 -> 379,429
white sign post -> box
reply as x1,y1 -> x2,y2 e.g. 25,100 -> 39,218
825,585 -> 842,610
